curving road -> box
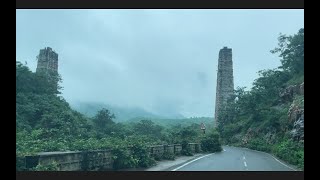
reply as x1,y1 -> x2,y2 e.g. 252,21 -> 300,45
169,146 -> 297,171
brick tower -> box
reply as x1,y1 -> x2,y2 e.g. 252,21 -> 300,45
214,47 -> 234,127
36,47 -> 58,75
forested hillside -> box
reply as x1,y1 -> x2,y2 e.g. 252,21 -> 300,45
70,102 -> 165,122
71,102 -> 211,127
126,117 -> 212,127
16,64 -> 221,170
217,28 -> 304,169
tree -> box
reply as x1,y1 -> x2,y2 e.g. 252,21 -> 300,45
16,61 -> 63,95
93,108 -> 115,132
132,119 -> 163,139
271,28 -> 304,75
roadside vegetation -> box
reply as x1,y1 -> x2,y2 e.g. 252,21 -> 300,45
16,64 -> 222,170
217,28 -> 304,169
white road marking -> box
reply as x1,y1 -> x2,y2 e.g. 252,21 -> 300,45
243,156 -> 246,160
171,153 -> 214,171
238,146 -> 297,171
223,149 -> 226,152
271,155 -> 297,171
244,161 -> 247,167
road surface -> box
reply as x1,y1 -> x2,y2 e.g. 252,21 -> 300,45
169,146 -> 297,171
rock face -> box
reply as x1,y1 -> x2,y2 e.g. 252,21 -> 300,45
290,111 -> 304,143
279,82 -> 304,102
299,82 -> 304,95
285,82 -> 304,143
278,82 -> 304,143
214,47 -> 234,127
241,82 -> 304,146
288,103 -> 304,123
242,128 -> 256,145
264,128 -> 277,144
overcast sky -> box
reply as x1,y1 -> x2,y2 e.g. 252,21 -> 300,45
16,9 -> 304,117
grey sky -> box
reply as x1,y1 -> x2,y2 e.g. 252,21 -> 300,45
16,9 -> 304,117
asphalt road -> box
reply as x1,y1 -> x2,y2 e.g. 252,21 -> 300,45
170,146 -> 297,171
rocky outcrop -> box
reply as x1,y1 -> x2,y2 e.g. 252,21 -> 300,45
299,82 -> 304,95
279,82 -> 304,102
288,103 -> 304,123
279,82 -> 304,143
290,113 -> 304,143
241,128 -> 257,145
264,128 -> 277,144
288,100 -> 304,143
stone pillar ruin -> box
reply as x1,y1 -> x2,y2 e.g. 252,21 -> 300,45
36,47 -> 58,74
214,47 -> 234,127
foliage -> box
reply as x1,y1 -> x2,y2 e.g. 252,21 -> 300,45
127,117 -> 214,129
129,140 -> 156,167
93,108 -> 115,130
217,28 -> 304,169
162,152 -> 175,160
16,61 -> 62,95
34,161 -> 60,171
271,28 -> 304,75
246,138 -> 272,152
181,140 -> 193,156
111,146 -> 138,170
131,119 -> 164,140
200,131 -> 222,153
273,137 -> 304,169
16,156 -> 26,171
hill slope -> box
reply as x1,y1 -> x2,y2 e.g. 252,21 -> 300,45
217,28 -> 304,169
70,102 -> 166,122
126,117 -> 214,129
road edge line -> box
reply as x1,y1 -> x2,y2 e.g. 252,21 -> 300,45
171,153 -> 214,171
270,154 -> 297,171
238,146 -> 297,171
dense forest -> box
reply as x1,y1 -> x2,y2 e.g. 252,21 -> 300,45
217,28 -> 304,169
16,63 -> 221,170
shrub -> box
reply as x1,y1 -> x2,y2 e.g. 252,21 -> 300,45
273,138 -> 304,169
200,132 -> 222,153
247,138 -> 271,152
111,148 -> 138,170
162,152 -> 175,160
130,143 -> 156,168
181,140 -> 193,156
16,156 -> 26,171
34,161 -> 59,171
153,153 -> 163,161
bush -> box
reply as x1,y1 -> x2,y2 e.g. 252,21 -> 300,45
153,153 -> 162,161
130,143 -> 156,168
16,156 -> 26,171
201,132 -> 222,153
34,161 -> 59,171
181,140 -> 193,156
273,138 -> 304,169
247,138 -> 271,152
111,147 -> 138,170
162,152 -> 175,160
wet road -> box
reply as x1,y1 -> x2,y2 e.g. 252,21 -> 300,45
170,146 -> 297,171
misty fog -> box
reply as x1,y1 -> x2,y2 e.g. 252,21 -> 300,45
16,9 -> 304,117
